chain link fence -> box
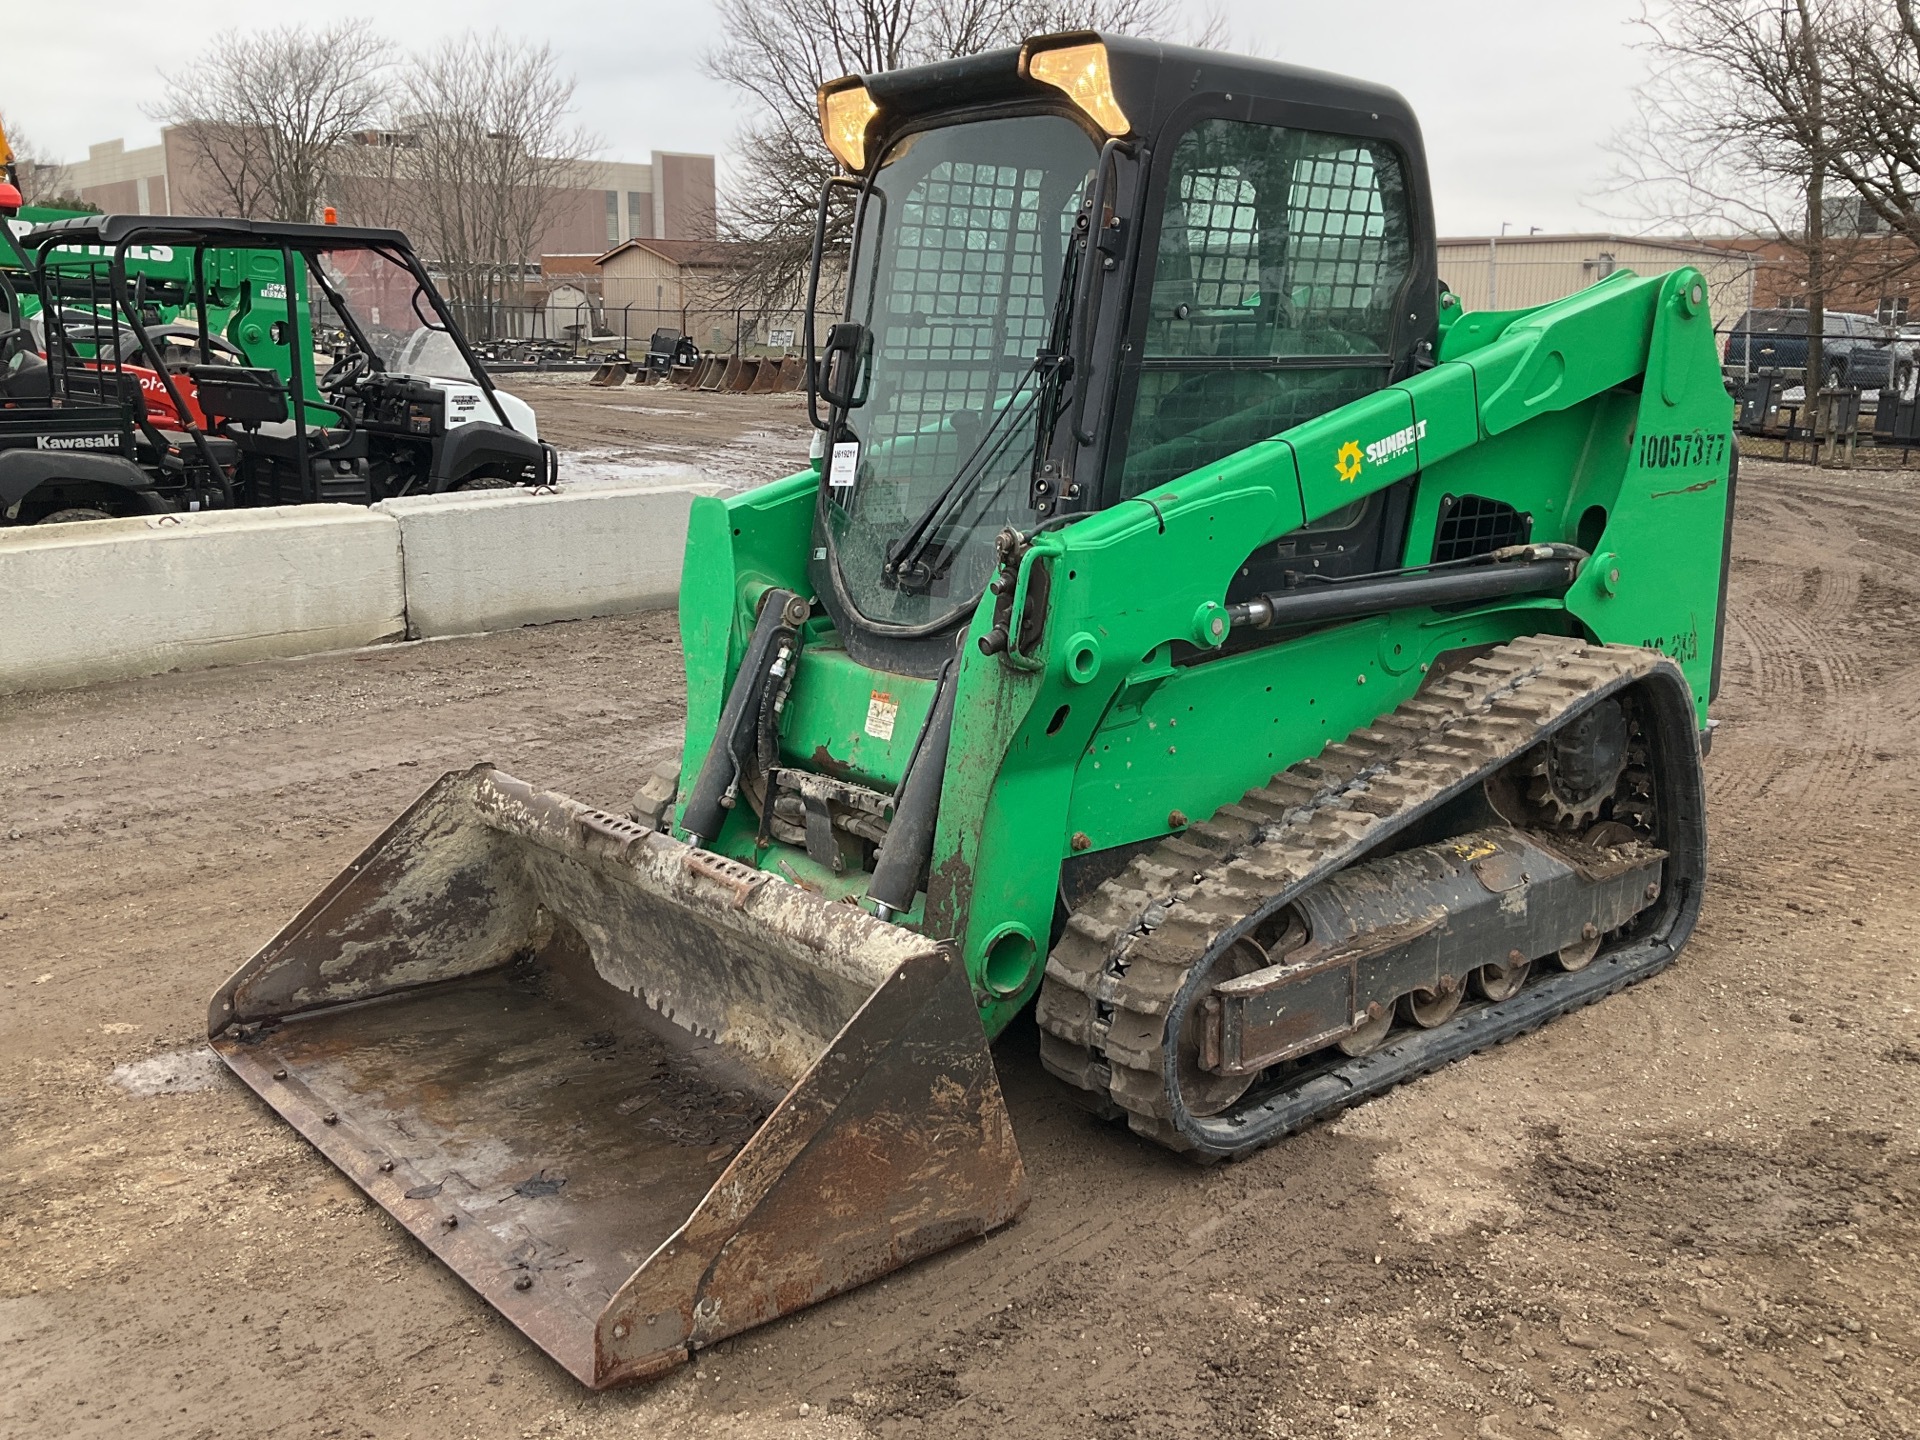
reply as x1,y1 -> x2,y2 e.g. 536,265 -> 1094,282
457,255 -> 1917,464
454,303 -> 827,369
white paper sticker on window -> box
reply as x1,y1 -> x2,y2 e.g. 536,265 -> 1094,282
829,440 -> 860,489
864,691 -> 898,741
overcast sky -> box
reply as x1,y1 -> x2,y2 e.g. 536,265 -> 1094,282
11,0 -> 1653,237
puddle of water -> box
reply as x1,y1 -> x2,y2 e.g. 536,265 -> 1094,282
555,440 -> 805,494
110,1045 -> 224,1097
554,450 -> 708,489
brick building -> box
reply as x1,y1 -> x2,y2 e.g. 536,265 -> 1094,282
1707,232 -> 1920,326
52,130 -> 717,258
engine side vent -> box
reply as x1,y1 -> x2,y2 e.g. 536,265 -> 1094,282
1432,494 -> 1530,564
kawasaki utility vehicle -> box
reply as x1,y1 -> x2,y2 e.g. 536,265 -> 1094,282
2,214 -> 552,523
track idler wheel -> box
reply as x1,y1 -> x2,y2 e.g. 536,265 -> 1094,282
1473,950 -> 1533,1002
1177,938 -> 1266,1116
1554,931 -> 1602,972
1337,1003 -> 1396,1057
1399,975 -> 1464,1028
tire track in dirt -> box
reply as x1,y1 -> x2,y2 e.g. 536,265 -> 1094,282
7,456 -> 1920,1440
1711,469 -> 1898,811
1715,589 -> 1869,805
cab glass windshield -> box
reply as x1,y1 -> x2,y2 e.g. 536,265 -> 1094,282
823,113 -> 1097,629
313,247 -> 482,386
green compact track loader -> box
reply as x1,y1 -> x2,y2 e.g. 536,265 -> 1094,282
210,34 -> 1734,1388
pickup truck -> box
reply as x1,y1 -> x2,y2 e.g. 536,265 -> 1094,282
1724,308 -> 1914,394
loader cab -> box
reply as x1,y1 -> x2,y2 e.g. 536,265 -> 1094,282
806,33 -> 1438,674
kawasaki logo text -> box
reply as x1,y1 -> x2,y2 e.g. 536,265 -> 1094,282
36,434 -> 120,451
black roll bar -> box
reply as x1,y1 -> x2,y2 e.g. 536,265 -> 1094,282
279,242 -> 311,498
109,233 -> 233,507
369,242 -> 514,430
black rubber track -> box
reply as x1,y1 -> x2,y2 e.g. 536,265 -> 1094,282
1035,635 -> 1708,1159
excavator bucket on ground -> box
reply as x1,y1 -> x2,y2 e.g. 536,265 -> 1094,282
207,765 -> 1027,1389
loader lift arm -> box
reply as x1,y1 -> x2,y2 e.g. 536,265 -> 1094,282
691,260 -> 1729,1029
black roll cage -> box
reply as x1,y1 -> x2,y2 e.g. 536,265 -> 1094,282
24,218 -> 517,497
805,32 -> 1439,522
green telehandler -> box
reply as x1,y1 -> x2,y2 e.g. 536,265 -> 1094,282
208,33 -> 1734,1388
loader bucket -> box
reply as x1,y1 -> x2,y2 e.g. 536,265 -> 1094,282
748,355 -> 785,394
207,765 -> 1027,1388
587,361 -> 626,387
728,356 -> 763,392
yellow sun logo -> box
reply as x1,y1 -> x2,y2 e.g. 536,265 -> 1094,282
1335,441 -> 1364,483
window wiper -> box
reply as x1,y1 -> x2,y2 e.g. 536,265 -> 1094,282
883,200 -> 1090,591
883,362 -> 1048,590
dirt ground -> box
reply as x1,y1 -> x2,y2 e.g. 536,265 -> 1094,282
4,442 -> 1920,1440
507,371 -> 815,490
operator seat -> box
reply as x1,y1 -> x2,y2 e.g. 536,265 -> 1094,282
119,327 -> 250,374
188,364 -> 363,461
1,346 -> 51,401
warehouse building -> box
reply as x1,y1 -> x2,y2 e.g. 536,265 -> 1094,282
1436,233 -> 1757,320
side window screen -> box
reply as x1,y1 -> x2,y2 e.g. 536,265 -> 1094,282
1119,120 -> 1413,498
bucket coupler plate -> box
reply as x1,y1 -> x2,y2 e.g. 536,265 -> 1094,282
208,765 -> 1028,1388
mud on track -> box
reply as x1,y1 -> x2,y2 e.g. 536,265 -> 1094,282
3,457 -> 1920,1440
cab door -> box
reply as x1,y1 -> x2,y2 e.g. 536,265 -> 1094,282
1104,115 -> 1427,583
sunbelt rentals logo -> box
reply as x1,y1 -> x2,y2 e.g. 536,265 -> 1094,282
1335,418 -> 1428,483
1335,440 -> 1364,483
36,433 -> 120,451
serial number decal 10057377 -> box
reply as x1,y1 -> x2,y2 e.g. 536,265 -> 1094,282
1638,431 -> 1728,470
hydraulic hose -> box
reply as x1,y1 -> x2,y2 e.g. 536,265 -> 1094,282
867,656 -> 960,919
680,588 -> 808,845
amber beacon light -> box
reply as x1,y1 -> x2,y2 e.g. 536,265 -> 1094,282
818,79 -> 883,172
1023,38 -> 1131,137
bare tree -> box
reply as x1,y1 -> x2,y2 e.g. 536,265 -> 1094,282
1611,0 -> 1863,393
704,0 -> 1221,311
0,111 -> 86,209
151,24 -> 392,221
1827,2 -> 1920,263
369,34 -> 599,336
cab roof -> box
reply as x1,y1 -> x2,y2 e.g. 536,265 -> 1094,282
860,32 -> 1419,148
25,214 -> 414,251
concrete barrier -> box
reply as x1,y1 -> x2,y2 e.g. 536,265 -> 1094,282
0,505 -> 406,695
376,482 -> 720,639
0,483 -> 725,694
